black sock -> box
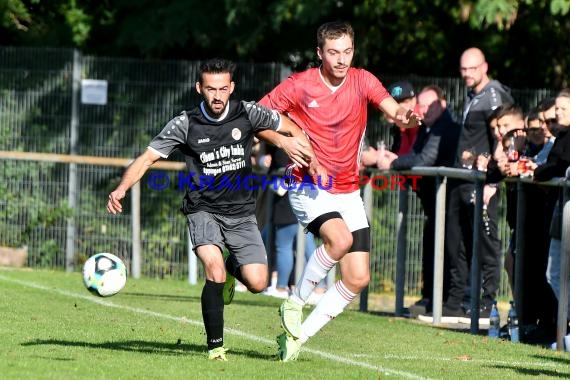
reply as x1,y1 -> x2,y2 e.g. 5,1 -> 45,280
201,280 -> 224,350
225,254 -> 245,284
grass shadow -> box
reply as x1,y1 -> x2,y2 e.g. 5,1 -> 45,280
21,339 -> 273,360
366,310 -> 397,318
533,353 -> 570,365
487,363 -> 570,378
119,291 -> 288,309
120,292 -> 200,302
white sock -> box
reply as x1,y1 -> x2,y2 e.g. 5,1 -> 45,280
291,245 -> 337,304
299,280 -> 356,343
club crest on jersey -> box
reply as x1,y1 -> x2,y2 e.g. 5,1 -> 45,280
231,128 -> 242,140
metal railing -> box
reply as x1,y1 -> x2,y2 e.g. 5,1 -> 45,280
369,166 -> 569,351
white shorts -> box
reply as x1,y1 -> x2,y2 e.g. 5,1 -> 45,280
288,186 -> 369,232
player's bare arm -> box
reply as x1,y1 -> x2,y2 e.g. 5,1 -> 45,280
256,114 -> 312,166
279,115 -> 328,179
379,96 -> 421,129
257,129 -> 310,168
107,148 -> 162,214
257,116 -> 328,180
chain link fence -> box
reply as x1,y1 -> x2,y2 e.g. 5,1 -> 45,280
0,46 -> 555,301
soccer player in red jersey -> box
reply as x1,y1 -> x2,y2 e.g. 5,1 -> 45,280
259,21 -> 420,361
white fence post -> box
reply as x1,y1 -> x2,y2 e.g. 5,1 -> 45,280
131,182 -> 141,279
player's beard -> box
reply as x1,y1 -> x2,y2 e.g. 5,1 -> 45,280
206,99 -> 227,117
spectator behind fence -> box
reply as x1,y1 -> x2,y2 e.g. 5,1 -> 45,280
494,104 -> 526,293
525,106 -> 548,162
539,97 -> 560,137
531,88 -> 570,349
496,105 -> 558,343
259,20 -> 420,362
387,81 -> 420,155
536,97 -> 557,164
105,58 -> 318,361
439,47 -> 513,324
377,85 -> 460,316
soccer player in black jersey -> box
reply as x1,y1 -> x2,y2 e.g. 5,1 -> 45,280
107,58 -> 321,361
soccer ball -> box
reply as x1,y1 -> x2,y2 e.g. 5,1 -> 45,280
82,253 -> 127,297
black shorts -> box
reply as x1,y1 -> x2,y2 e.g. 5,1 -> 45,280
186,211 -> 267,266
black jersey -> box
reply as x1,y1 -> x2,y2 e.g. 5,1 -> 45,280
149,100 -> 281,217
457,80 -> 513,163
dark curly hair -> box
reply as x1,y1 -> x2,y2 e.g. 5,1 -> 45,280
198,58 -> 236,84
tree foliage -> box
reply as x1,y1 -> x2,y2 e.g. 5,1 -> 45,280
1,0 -> 570,88
0,0 -> 32,30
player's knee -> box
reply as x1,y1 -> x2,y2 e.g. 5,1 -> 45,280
343,272 -> 370,292
205,263 -> 226,283
354,273 -> 370,290
327,230 -> 353,253
242,271 -> 268,293
309,212 -> 352,253
246,278 -> 267,293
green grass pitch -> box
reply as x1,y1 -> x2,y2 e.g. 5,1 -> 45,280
0,269 -> 568,379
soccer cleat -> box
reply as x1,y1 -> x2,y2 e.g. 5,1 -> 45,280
222,251 -> 236,305
208,346 -> 228,361
279,298 -> 303,339
223,272 -> 236,305
276,332 -> 301,362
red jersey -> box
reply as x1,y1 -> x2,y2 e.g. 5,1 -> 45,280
397,126 -> 419,155
259,67 -> 390,193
